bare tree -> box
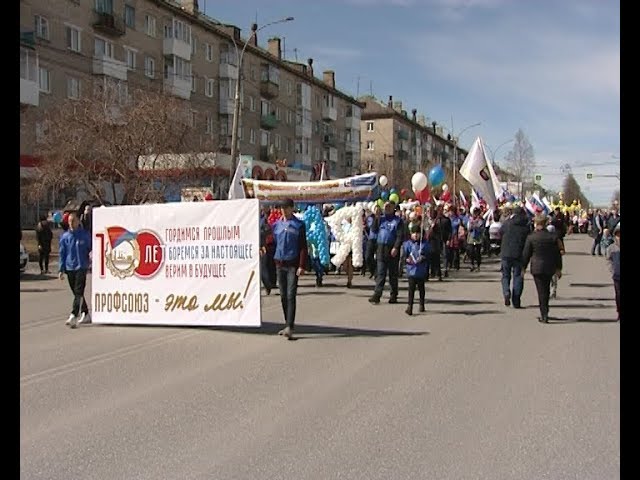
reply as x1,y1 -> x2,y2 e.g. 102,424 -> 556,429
30,79 -> 216,205
504,128 -> 535,199
611,189 -> 620,205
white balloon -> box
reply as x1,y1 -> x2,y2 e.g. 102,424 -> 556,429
379,175 -> 389,187
411,172 -> 428,193
326,206 -> 364,268
442,183 -> 449,192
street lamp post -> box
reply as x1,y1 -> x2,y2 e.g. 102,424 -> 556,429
228,17 -> 294,183
451,122 -> 481,203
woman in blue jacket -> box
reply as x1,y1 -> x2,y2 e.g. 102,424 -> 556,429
402,224 -> 431,316
58,212 -> 92,328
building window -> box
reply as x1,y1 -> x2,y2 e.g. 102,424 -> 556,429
145,57 -> 155,78
124,47 -> 136,70
191,74 -> 197,92
315,147 -> 320,161
191,34 -> 197,55
238,127 -> 243,141
366,121 -> 374,132
250,129 -> 256,145
275,107 -> 281,120
124,5 -> 135,28
205,43 -> 213,62
287,80 -> 293,95
67,76 -> 80,99
38,67 -> 50,93
190,111 -> 197,128
65,25 -> 82,52
35,15 -> 49,40
205,78 -> 214,97
94,37 -> 114,58
249,64 -> 256,81
95,0 -> 113,13
366,140 -> 374,151
275,134 -> 281,150
144,14 -> 156,37
206,114 -> 213,134
249,96 -> 255,112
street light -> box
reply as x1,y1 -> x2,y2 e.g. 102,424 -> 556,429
486,138 -> 514,164
451,122 -> 481,201
229,16 -> 294,182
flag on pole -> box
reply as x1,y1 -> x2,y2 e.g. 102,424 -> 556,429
471,188 -> 481,210
458,136 -> 498,210
459,190 -> 468,208
228,157 -> 246,200
319,161 -> 326,181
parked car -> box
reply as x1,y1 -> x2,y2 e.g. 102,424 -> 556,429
20,242 -> 28,274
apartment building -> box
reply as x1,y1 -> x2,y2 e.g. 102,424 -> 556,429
359,95 -> 469,191
19,0 -> 363,187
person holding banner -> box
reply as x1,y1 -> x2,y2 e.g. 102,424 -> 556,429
58,212 -> 92,329
273,199 -> 308,340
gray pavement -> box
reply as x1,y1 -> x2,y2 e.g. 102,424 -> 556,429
20,234 -> 619,480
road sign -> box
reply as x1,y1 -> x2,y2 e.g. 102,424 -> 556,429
534,173 -> 542,183
586,173 -> 593,180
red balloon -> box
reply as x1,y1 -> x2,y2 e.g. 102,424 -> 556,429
204,193 -> 214,201
441,190 -> 451,202
415,187 -> 431,204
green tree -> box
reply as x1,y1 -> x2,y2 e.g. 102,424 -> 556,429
503,129 -> 535,199
562,173 -> 590,207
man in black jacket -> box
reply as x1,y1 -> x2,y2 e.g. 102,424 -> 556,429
522,214 -> 563,323
499,207 -> 530,308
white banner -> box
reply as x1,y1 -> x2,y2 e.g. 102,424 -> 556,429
91,199 -> 261,326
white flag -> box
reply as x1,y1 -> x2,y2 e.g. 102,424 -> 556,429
227,157 -> 246,200
458,136 -> 497,210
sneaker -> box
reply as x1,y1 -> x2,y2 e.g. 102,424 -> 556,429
78,312 -> 91,324
368,296 -> 380,305
65,314 -> 75,326
283,326 -> 294,340
69,315 -> 78,329
278,327 -> 287,335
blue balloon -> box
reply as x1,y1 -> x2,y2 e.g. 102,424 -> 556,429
389,188 -> 397,195
303,205 -> 330,266
380,191 -> 389,201
428,165 -> 445,188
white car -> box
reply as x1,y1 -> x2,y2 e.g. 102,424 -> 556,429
20,242 -> 28,274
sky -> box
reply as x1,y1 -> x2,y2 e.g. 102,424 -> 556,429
201,0 -> 620,206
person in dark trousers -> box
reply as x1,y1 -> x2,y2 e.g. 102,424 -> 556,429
590,209 -> 604,255
58,212 -> 92,329
499,206 -> 530,308
605,225 -> 620,321
522,214 -> 563,323
369,201 -> 403,304
272,199 -> 308,340
35,215 -> 53,274
363,205 -> 380,278
402,224 -> 431,316
550,207 -> 567,240
259,208 -> 276,294
466,207 -> 485,271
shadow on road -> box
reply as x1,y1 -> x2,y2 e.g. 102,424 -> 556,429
564,251 -> 594,256
428,299 -> 495,305
216,322 -> 429,339
20,273 -> 54,282
297,290 -> 346,296
20,288 -> 50,293
426,309 -> 505,316
569,283 -> 611,288
547,316 -> 619,324
550,303 -> 611,309
566,296 -> 614,302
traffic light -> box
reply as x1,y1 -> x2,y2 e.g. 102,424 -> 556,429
534,174 -> 542,183
586,173 -> 593,180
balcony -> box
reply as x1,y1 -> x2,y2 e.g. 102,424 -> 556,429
397,130 -> 409,141
20,47 -> 38,106
219,61 -> 238,79
345,139 -> 359,152
92,10 -> 125,36
322,133 -> 336,147
93,54 -> 127,81
163,74 -> 191,100
20,30 -> 35,48
219,97 -> 234,115
261,113 -> 278,130
260,78 -> 279,99
322,105 -> 337,122
345,115 -> 360,130
163,37 -> 191,61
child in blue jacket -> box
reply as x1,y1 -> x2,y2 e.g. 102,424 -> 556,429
402,224 -> 431,315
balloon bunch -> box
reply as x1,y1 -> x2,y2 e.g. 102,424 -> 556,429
303,205 -> 330,266
267,208 -> 283,226
325,206 -> 365,268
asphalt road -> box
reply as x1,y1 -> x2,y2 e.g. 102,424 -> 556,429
20,234 -> 619,480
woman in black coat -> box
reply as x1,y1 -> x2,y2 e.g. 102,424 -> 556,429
35,216 -> 53,274
522,214 -> 563,323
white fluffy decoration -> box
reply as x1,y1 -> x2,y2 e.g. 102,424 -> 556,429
326,206 -> 364,268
